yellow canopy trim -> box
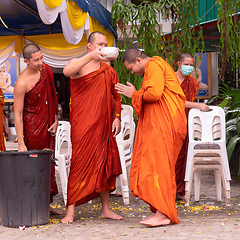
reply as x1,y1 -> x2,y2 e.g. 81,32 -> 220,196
26,33 -> 88,50
15,35 -> 25,54
43,0 -> 63,8
66,0 -> 88,29
0,36 -> 19,50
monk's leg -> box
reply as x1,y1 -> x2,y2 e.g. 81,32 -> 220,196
140,210 -> 171,227
50,206 -> 62,215
100,190 -> 123,220
61,203 -> 75,223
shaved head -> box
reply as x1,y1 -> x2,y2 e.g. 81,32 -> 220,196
88,31 -> 106,44
23,43 -> 41,60
123,48 -> 148,64
179,53 -> 194,63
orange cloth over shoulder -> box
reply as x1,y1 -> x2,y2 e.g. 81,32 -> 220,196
130,56 -> 187,224
0,88 -> 6,151
67,62 -> 122,207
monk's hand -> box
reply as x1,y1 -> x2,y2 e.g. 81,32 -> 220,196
115,82 -> 136,98
18,143 -> 27,152
198,103 -> 211,112
112,118 -> 121,137
48,120 -> 58,136
90,47 -> 108,62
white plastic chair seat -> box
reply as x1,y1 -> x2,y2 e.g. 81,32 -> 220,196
184,106 -> 231,206
55,121 -> 72,206
115,104 -> 136,205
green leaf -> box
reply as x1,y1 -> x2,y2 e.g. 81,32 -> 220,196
227,135 -> 240,161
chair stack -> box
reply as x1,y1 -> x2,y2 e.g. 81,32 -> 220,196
184,106 -> 231,206
55,121 -> 72,206
116,104 -> 136,205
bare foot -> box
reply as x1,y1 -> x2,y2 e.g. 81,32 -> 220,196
115,190 -> 122,197
61,204 -> 75,223
101,209 -> 123,220
142,215 -> 154,221
176,193 -> 185,200
49,207 -> 62,215
140,211 -> 171,227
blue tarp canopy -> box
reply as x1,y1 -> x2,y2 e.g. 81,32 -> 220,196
0,0 -> 117,37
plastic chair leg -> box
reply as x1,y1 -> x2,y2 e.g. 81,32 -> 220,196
57,155 -> 69,206
194,170 -> 201,201
214,170 -> 222,201
117,145 -> 130,205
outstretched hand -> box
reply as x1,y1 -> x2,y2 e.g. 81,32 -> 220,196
115,82 -> 136,98
90,47 -> 109,62
198,103 -> 211,112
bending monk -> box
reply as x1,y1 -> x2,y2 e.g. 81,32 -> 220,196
115,48 -> 187,227
14,43 -> 61,215
62,31 -> 123,223
175,53 -> 210,200
0,88 -> 10,150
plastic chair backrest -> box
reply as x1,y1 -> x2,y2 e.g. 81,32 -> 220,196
188,106 -> 226,143
116,104 -> 135,158
55,121 -> 71,156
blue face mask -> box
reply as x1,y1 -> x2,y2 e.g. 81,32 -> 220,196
180,65 -> 194,76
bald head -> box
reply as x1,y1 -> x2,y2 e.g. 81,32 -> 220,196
23,43 -> 41,60
88,31 -> 106,44
179,53 -> 194,63
123,48 -> 148,64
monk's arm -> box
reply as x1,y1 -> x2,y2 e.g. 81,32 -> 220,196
2,115 -> 10,139
142,62 -> 164,102
111,70 -> 121,136
185,101 -> 210,111
14,79 -> 27,151
63,47 -> 108,77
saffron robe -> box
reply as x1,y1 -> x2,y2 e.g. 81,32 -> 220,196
0,88 -> 6,151
67,62 -> 122,206
130,57 -> 187,224
175,75 -> 199,195
23,63 -> 58,202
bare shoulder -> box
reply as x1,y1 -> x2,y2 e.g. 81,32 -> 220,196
14,73 -> 27,93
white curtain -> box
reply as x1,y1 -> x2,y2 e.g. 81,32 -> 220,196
0,43 -> 15,67
26,39 -> 87,68
60,11 -> 90,45
35,0 -> 66,24
36,0 -> 90,45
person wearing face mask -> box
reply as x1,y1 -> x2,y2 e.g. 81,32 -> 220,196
175,53 -> 210,200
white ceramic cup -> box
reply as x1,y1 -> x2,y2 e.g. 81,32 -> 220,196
100,47 -> 119,60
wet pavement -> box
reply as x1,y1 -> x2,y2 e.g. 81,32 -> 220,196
1,139 -> 240,239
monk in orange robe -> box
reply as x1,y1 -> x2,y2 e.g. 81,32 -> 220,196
115,48 -> 187,226
0,88 -> 10,150
175,53 -> 210,200
61,32 -> 122,223
14,44 -> 60,214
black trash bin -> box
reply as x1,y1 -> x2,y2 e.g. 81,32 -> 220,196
0,150 -> 52,228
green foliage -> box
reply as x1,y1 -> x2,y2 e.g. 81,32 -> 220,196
210,84 -> 240,179
216,0 -> 240,79
111,0 -> 204,104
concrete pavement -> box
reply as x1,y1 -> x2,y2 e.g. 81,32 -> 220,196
0,139 -> 240,239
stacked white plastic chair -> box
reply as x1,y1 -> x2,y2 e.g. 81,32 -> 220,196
55,121 -> 72,206
116,104 -> 136,205
184,106 -> 231,206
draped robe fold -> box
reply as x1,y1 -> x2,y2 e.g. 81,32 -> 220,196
0,88 -> 6,151
130,57 -> 187,224
67,62 -> 122,207
175,75 -> 199,195
23,63 -> 58,202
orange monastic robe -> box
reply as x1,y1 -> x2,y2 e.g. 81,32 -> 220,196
67,62 -> 122,207
130,56 -> 187,224
0,88 -> 6,151
175,75 -> 199,195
